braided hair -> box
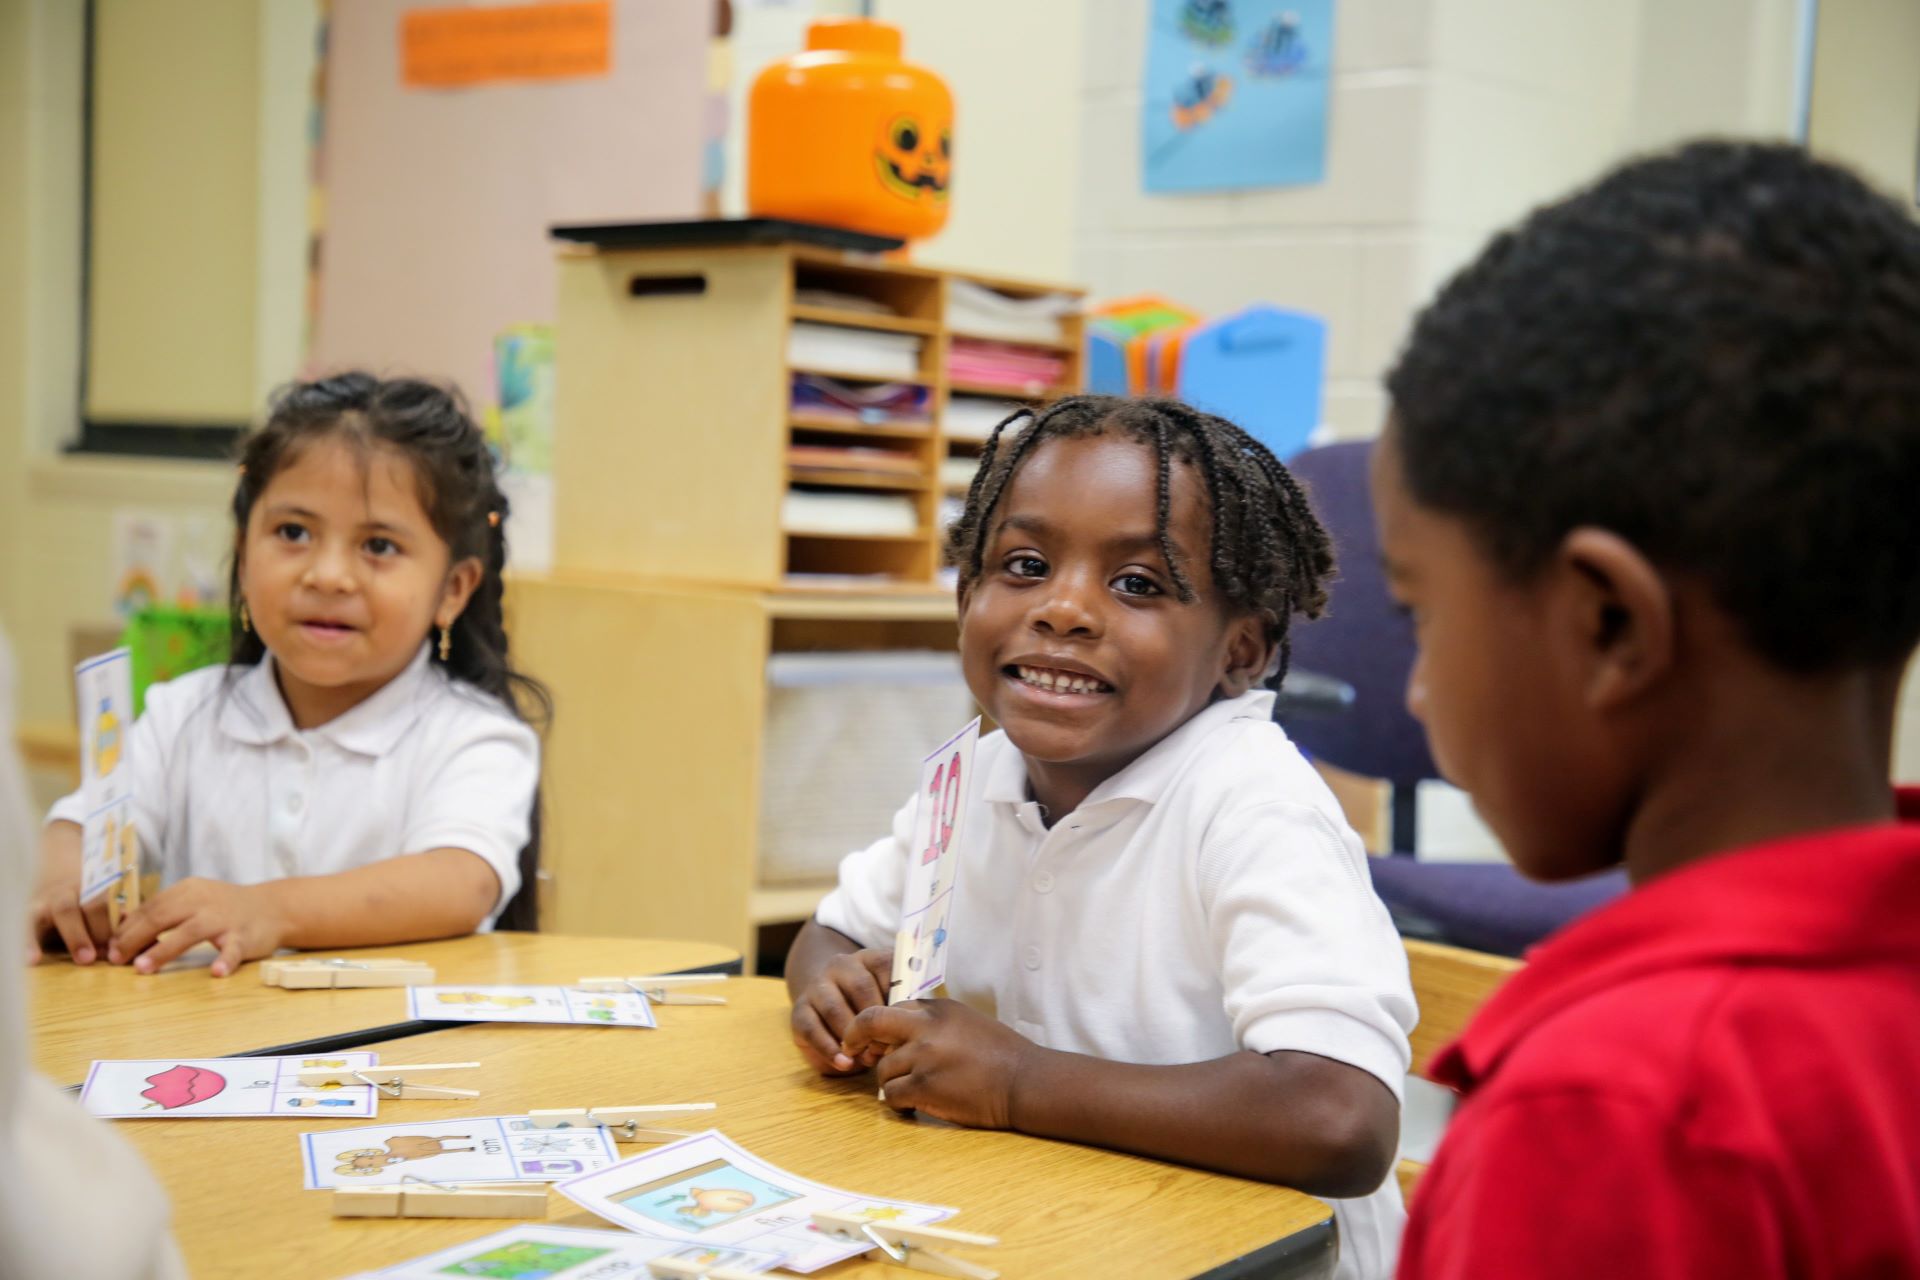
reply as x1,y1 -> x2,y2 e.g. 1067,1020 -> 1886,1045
226,372 -> 551,927
946,394 -> 1334,686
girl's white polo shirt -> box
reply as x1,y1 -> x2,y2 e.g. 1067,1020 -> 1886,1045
47,645 -> 538,925
815,688 -> 1415,1280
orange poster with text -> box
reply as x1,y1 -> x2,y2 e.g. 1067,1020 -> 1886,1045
401,1 -> 611,89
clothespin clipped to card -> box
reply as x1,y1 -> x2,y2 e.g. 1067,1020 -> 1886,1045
296,1062 -> 481,1099
526,1103 -> 716,1143
812,1212 -> 1000,1280
646,1255 -> 769,1280
576,974 -> 729,1005
333,1173 -> 544,1219
261,957 -> 435,988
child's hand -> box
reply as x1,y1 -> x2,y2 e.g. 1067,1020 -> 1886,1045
26,873 -> 112,965
790,947 -> 895,1076
107,878 -> 287,977
840,999 -> 1038,1129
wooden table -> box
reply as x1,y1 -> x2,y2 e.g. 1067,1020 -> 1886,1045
114,977 -> 1334,1280
31,932 -> 741,1085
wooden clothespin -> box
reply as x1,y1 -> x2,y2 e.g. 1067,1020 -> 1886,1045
333,1174 -> 545,1219
526,1103 -> 716,1143
576,974 -> 729,1005
647,1255 -> 770,1280
261,957 -> 435,988
812,1212 -> 1000,1280
296,1062 -> 481,1099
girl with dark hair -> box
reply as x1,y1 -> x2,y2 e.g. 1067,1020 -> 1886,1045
28,373 -> 548,976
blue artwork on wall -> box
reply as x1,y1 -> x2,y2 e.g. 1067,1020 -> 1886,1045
1142,0 -> 1334,193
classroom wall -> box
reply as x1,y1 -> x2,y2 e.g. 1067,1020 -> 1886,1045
1809,0 -> 1920,200
0,0 -> 238,732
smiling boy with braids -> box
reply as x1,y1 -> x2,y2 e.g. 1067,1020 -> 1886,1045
788,396 -> 1416,1280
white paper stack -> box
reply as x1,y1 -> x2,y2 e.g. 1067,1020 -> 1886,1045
788,322 -> 923,378
944,394 -> 1023,441
781,490 -> 920,537
946,279 -> 1078,344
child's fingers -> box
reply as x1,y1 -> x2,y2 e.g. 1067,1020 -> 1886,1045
41,895 -> 98,965
209,931 -> 246,978
833,952 -> 889,1014
791,1003 -> 859,1075
109,895 -> 187,966
840,1003 -> 922,1058
806,977 -> 863,1044
80,894 -> 114,950
133,918 -> 214,974
872,1047 -> 923,1113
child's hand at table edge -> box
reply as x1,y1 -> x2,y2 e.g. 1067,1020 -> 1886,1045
26,874 -> 112,966
842,998 -> 1038,1129
107,878 -> 288,977
791,946 -> 896,1076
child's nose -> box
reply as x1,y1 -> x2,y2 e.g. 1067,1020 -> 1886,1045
1032,572 -> 1101,636
1404,652 -> 1429,724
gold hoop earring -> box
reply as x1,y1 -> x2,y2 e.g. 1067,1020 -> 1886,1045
239,601 -> 251,634
438,626 -> 452,662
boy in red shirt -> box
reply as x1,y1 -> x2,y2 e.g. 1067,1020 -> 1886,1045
1379,141 -> 1920,1278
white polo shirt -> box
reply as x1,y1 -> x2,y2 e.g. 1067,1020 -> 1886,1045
815,688 -> 1415,1280
47,646 -> 537,924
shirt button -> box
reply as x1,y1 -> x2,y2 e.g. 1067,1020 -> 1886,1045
1033,871 -> 1054,893
286,793 -> 304,815
1022,946 -> 1041,970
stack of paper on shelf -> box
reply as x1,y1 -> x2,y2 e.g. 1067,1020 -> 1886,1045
946,279 -> 1077,344
782,490 -> 920,537
790,374 -> 930,425
947,338 -> 1068,392
788,444 -> 923,478
944,394 -> 1023,440
789,322 -> 923,379
793,287 -> 897,316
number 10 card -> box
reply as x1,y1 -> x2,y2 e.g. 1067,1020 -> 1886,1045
888,717 -> 981,1004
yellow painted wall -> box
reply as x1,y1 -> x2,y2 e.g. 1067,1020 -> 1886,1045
86,0 -> 261,424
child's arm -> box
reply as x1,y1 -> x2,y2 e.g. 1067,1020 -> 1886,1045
841,1000 -> 1399,1198
26,820 -> 113,963
786,917 -> 895,1075
105,848 -> 501,977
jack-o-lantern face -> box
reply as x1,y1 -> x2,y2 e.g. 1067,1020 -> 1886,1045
874,113 -> 951,203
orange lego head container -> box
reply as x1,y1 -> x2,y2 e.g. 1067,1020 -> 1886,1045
748,18 -> 953,242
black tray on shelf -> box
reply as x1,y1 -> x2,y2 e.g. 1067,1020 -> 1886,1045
550,216 -> 905,255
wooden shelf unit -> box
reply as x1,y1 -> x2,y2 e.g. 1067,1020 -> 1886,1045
522,235 -> 1084,960
551,240 -> 1083,590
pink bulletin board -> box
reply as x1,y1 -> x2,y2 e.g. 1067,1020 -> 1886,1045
312,0 -> 707,408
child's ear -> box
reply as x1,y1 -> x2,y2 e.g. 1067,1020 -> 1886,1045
434,556 -> 485,629
1551,528 -> 1675,712
1215,615 -> 1272,698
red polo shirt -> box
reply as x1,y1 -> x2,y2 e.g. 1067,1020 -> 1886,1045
1398,791 -> 1920,1279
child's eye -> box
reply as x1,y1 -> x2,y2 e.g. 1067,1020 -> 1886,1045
274,522 -> 308,544
1113,573 -> 1161,597
1004,554 -> 1048,579
364,536 -> 399,557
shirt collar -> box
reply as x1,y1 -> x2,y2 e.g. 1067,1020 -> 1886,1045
217,644 -> 437,758
1432,791 -> 1920,1095
982,688 -> 1278,809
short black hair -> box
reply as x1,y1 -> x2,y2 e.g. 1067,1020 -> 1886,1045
1387,140 -> 1920,673
946,394 -> 1333,686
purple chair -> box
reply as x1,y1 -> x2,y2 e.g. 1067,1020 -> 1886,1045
1283,441 -> 1626,957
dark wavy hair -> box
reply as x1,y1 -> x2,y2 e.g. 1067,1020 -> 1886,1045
945,395 -> 1334,687
227,372 -> 551,928
1387,141 -> 1920,673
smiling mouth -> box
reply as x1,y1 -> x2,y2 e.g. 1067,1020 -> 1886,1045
298,620 -> 357,636
876,154 -> 950,201
1005,664 -> 1115,695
